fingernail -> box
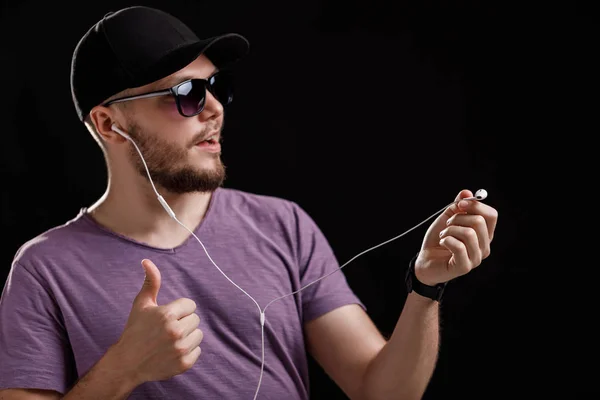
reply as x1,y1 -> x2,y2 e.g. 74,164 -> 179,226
459,200 -> 469,209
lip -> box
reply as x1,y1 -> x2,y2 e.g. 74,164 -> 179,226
195,131 -> 220,145
194,140 -> 221,153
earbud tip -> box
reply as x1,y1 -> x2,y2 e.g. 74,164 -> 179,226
475,189 -> 488,200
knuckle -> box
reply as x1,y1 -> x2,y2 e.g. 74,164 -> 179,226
178,357 -> 193,371
458,263 -> 471,274
178,348 -> 201,370
491,208 -> 499,220
476,215 -> 486,227
466,228 -> 477,241
173,342 -> 189,357
457,254 -> 471,274
483,246 -> 491,258
159,308 -> 175,322
165,323 -> 183,340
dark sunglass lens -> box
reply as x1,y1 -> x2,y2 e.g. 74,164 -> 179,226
176,81 -> 206,116
208,72 -> 234,105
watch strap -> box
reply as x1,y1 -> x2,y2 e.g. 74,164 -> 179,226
405,252 -> 447,302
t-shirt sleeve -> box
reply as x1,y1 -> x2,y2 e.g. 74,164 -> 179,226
291,202 -> 367,323
0,261 -> 76,393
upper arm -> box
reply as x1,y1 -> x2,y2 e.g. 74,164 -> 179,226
304,304 -> 387,400
0,262 -> 75,393
291,202 -> 386,397
0,388 -> 62,400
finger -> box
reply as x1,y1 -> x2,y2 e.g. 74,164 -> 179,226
453,200 -> 498,241
161,297 -> 197,320
442,189 -> 473,220
439,234 -> 472,276
180,346 -> 202,370
133,259 -> 162,308
445,214 -> 491,258
440,225 -> 482,267
177,328 -> 204,354
177,313 -> 201,337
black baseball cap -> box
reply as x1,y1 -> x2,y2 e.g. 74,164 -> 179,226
70,6 -> 250,121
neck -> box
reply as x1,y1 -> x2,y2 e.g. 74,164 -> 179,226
87,171 -> 214,249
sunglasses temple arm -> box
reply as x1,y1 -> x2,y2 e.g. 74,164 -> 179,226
107,89 -> 172,105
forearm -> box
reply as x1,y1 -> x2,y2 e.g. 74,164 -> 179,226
62,345 -> 140,400
361,292 -> 439,400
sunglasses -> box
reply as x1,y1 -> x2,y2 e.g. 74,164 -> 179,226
102,71 -> 234,117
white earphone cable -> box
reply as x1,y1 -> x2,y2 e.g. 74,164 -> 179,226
123,128 -> 483,400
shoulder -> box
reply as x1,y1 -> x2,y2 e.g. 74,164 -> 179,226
12,209 -> 93,272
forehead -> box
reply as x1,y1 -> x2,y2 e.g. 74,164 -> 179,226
148,55 -> 217,90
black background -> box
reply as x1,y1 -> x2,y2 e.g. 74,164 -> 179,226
0,0 -> 592,399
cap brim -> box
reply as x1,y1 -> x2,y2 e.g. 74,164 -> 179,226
132,33 -> 249,88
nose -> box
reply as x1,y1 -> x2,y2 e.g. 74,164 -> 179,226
197,89 -> 224,122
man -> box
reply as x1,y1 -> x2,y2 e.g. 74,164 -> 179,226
0,6 -> 498,400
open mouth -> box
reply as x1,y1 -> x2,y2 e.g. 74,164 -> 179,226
195,134 -> 221,152
197,134 -> 218,145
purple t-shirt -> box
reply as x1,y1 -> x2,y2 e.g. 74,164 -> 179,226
0,187 -> 365,399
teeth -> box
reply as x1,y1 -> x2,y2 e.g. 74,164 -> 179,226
205,135 -> 215,141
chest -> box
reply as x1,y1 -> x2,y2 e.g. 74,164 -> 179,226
59,238 -> 306,376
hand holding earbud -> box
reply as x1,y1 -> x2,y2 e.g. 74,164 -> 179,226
107,259 -> 204,386
414,189 -> 498,287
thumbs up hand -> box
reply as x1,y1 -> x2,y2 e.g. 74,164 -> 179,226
110,259 -> 203,385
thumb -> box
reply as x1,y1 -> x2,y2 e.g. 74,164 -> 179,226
444,189 -> 474,219
133,259 -> 161,308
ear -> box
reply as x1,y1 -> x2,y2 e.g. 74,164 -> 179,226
88,105 -> 128,144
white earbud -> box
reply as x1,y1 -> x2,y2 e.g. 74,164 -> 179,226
462,189 -> 488,201
111,123 -> 131,140
475,189 -> 488,200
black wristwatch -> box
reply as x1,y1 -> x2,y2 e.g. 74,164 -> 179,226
405,252 -> 447,302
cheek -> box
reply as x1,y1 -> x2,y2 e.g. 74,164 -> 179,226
155,99 -> 180,117
163,102 -> 181,117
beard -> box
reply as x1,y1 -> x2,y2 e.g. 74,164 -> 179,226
126,122 -> 226,194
